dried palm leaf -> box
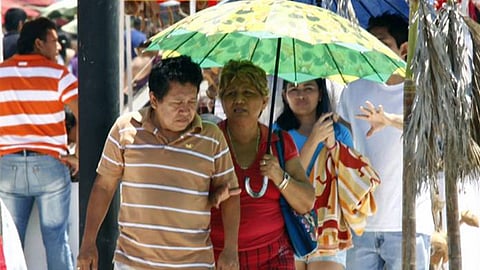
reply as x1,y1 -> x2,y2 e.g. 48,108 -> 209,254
320,0 -> 359,25
405,2 -> 446,188
464,17 -> 480,183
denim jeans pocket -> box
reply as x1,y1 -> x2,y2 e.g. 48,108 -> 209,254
0,158 -> 19,192
30,156 -> 70,193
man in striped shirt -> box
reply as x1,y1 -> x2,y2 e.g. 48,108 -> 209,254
0,17 -> 79,270
77,56 -> 241,270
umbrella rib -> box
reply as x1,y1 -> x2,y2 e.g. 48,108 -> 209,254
198,33 -> 230,66
358,52 -> 386,82
324,44 -> 347,84
249,38 -> 261,62
153,23 -> 196,56
360,51 -> 404,83
292,38 -> 297,83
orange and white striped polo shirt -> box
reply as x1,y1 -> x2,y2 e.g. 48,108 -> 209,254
0,54 -> 78,158
97,107 -> 237,269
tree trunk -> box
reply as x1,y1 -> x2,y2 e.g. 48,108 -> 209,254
445,169 -> 462,269
402,79 -> 417,270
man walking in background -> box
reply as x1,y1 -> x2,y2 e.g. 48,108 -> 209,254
2,8 -> 27,60
0,17 -> 78,270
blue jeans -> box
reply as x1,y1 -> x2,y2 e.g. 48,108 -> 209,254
0,153 -> 73,270
346,231 -> 430,270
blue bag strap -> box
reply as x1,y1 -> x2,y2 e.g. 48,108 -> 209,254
274,129 -> 289,208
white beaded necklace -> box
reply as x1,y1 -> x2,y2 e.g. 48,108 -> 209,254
227,125 -> 268,198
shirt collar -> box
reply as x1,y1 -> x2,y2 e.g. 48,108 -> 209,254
135,106 -> 203,135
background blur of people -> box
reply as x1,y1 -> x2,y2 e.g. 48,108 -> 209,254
129,17 -> 147,58
60,18 -> 78,77
2,8 -> 27,60
57,31 -> 76,69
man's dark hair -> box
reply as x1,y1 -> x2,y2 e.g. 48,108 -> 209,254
367,13 -> 408,48
276,78 -> 331,131
133,17 -> 142,30
5,8 -> 27,32
148,55 -> 203,101
17,17 -> 57,54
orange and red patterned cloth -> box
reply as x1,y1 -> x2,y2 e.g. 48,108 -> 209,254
310,142 -> 381,253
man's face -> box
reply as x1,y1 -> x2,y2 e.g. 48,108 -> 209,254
35,29 -> 61,61
150,81 -> 198,132
369,26 -> 402,58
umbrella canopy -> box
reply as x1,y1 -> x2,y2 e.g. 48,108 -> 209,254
321,0 -> 409,29
147,0 -> 405,85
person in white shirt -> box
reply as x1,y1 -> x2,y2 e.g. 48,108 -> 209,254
337,13 -> 433,270
1,199 -> 27,270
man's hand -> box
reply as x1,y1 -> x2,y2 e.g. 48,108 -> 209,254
77,243 -> 98,270
355,101 -> 403,137
209,185 -> 241,209
61,154 -> 79,176
216,247 -> 239,270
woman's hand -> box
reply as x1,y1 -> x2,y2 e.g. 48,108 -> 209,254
311,112 -> 335,148
259,154 -> 284,186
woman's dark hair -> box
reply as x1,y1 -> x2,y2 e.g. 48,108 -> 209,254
276,78 -> 331,131
17,17 -> 57,54
148,55 -> 203,101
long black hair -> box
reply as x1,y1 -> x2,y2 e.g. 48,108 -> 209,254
276,78 -> 331,131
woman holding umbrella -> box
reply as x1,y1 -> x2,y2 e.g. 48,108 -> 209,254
210,60 -> 315,269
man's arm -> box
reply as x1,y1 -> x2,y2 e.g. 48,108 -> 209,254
63,99 -> 79,175
66,98 -> 79,156
77,174 -> 120,270
217,193 -> 240,270
355,100 -> 403,137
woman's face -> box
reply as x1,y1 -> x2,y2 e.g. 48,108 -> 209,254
221,80 -> 268,123
284,80 -> 320,117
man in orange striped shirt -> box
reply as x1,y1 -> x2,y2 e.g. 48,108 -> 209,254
77,56 -> 240,270
0,17 -> 78,270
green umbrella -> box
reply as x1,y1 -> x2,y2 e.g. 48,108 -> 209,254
147,0 -> 406,151
147,0 -> 405,85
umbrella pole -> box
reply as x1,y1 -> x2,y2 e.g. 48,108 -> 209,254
266,38 -> 282,153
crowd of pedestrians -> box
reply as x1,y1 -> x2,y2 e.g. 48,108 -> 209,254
2,2 -> 479,270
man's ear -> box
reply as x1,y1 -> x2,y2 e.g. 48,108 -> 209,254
149,92 -> 157,109
399,41 -> 408,61
33,38 -> 43,52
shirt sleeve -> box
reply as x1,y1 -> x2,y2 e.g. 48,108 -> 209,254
280,130 -> 299,162
96,119 -> 125,179
59,69 -> 78,104
211,129 -> 238,189
335,123 -> 354,148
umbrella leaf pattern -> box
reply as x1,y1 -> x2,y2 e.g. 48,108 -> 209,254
148,0 -> 405,84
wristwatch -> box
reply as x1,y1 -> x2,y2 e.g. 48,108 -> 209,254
278,171 -> 291,191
